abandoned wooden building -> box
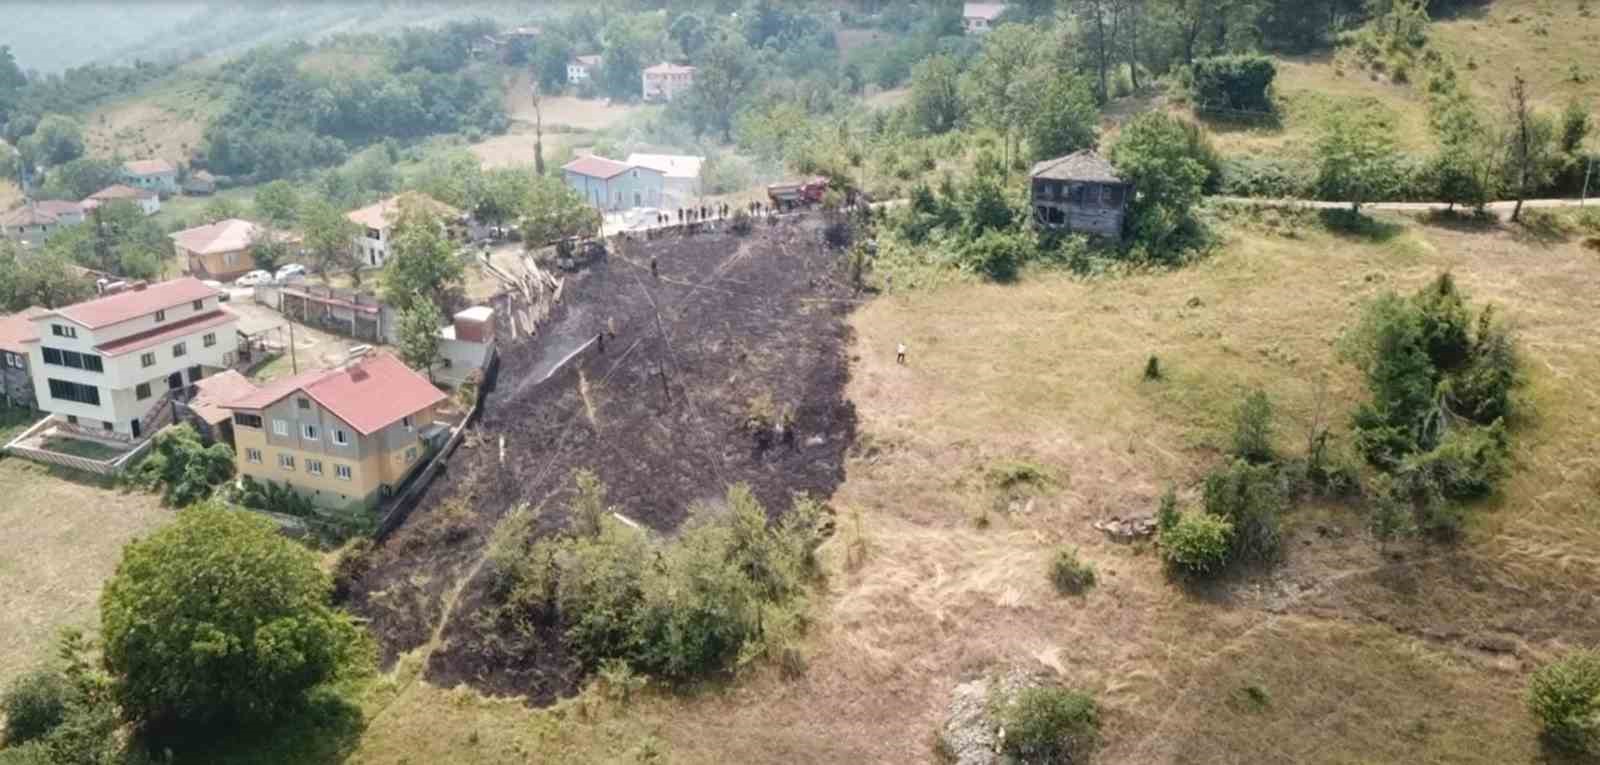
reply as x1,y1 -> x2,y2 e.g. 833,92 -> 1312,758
1029,150 -> 1130,241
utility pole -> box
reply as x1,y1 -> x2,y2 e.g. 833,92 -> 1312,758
1583,155 -> 1594,207
288,323 -> 298,374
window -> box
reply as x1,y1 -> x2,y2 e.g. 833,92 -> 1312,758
39,347 -> 98,371
203,333 -> 216,348
66,415 -> 77,425
234,413 -> 262,428
140,352 -> 155,368
335,464 -> 352,481
52,324 -> 76,339
272,419 -> 288,436
307,460 -> 323,476
192,299 -> 204,311
136,383 -> 151,400
47,379 -> 100,405
246,448 -> 262,464
302,424 -> 319,441
224,252 -> 238,266
405,446 -> 417,463
401,415 -> 413,430
154,310 -> 166,322
41,347 -> 60,365
333,429 -> 348,446
278,454 -> 295,470
102,421 -> 113,431
297,398 -> 310,410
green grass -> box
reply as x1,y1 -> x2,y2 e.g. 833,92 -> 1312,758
160,184 -> 261,230
0,406 -> 43,444
38,434 -> 127,462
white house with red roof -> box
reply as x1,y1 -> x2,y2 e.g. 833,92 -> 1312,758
963,2 -> 1008,33
120,159 -> 179,195
23,277 -> 239,439
85,184 -> 161,216
561,154 -> 665,212
642,62 -> 696,102
222,351 -> 447,511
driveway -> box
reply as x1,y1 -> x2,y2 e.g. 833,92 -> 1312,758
226,296 -> 372,377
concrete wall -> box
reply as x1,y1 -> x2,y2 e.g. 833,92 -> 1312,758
565,167 -> 665,211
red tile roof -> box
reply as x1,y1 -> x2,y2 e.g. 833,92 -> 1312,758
189,370 -> 259,425
223,352 -> 446,436
88,184 -> 158,201
0,307 -> 47,355
93,309 -> 237,357
123,159 -> 176,176
0,206 -> 58,227
643,63 -> 696,75
170,218 -> 260,256
33,200 -> 84,217
345,192 -> 461,230
562,155 -> 633,180
45,277 -> 221,330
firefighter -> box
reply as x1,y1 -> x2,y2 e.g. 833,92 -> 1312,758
650,256 -> 659,279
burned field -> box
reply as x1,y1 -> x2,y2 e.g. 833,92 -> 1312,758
347,217 -> 860,701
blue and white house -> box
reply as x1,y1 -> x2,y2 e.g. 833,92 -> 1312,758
561,155 -> 665,212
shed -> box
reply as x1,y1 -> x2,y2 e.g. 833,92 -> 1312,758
1029,150 -> 1130,241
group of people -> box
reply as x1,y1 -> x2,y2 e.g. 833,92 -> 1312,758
652,203 -> 736,228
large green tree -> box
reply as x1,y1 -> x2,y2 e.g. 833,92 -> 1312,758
382,203 -> 463,313
99,503 -> 369,730
962,24 -> 1051,172
395,296 -> 444,381
908,54 -> 965,135
20,114 -> 84,166
1108,112 -> 1210,257
1312,110 -> 1401,212
299,197 -> 362,285
682,34 -> 756,141
519,176 -> 598,246
1026,73 -> 1099,161
253,180 -> 302,227
0,240 -> 92,311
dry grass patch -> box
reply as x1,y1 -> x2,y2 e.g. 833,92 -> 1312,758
0,459 -> 170,682
1432,0 -> 1600,111
84,76 -> 226,163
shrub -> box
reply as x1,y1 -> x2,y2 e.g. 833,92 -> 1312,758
1,670 -> 71,746
332,537 -> 376,601
1156,487 -> 1180,532
1218,156 -> 1310,198
1528,650 -> 1600,753
126,423 -> 235,507
996,686 -> 1100,763
1202,459 -> 1286,563
1049,547 -> 1097,595
1397,421 -> 1509,504
100,502 -> 370,730
959,229 -> 1030,282
1190,54 -> 1278,113
1143,355 -> 1163,380
1230,389 -> 1276,464
1161,512 -> 1234,577
235,474 -> 316,517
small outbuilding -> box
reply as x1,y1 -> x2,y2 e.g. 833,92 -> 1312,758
1028,150 -> 1130,241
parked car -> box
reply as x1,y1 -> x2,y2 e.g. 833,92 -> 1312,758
274,263 -> 307,282
235,270 -> 272,287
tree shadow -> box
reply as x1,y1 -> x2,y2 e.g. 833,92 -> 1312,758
1415,208 -> 1500,234
148,688 -> 366,765
1318,209 -> 1405,243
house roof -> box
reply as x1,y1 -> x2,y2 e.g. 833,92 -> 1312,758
1030,150 -> 1124,184
562,155 -> 635,180
170,218 -> 260,256
643,63 -> 696,76
88,184 -> 158,201
94,309 -> 237,357
625,153 -> 704,180
33,200 -> 83,217
572,54 -> 601,67
964,2 -> 1008,20
0,307 -> 47,355
346,193 -> 461,230
41,277 -> 221,330
0,206 -> 58,227
222,351 -> 446,436
188,370 -> 258,425
121,158 -> 175,176
188,170 -> 217,183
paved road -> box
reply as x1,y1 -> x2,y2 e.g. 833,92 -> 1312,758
1213,196 -> 1595,220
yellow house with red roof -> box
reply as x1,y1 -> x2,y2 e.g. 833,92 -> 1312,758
222,351 -> 446,511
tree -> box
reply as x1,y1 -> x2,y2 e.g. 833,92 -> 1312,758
382,203 -> 463,313
99,502 -> 368,730
1426,94 -> 1493,211
962,24 -> 1050,172
908,54 -> 965,135
1502,75 -> 1556,223
0,241 -> 92,311
1026,73 -> 1099,161
682,34 -> 756,141
519,175 -> 598,246
299,197 -> 361,285
670,13 -> 708,58
1108,112 -> 1211,257
202,196 -> 244,223
36,157 -> 118,201
1312,110 -> 1401,212
253,180 -> 301,227
1189,54 -> 1277,112
475,167 -> 533,232
395,296 -> 443,381
21,115 -> 84,166
1528,651 -> 1600,754
126,423 -> 235,507
0,45 -> 25,125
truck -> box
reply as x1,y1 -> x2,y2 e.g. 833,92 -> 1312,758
766,176 -> 830,211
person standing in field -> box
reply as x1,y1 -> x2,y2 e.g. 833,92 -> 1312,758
896,342 -> 907,365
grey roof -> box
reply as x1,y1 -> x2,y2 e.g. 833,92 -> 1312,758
1030,150 -> 1123,183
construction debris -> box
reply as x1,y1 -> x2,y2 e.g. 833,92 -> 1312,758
1094,514 -> 1158,542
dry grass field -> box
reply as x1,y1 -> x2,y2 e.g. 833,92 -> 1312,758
1432,0 -> 1600,111
83,76 -> 227,165
341,207 -> 1600,764
0,179 -> 20,212
0,460 -> 171,684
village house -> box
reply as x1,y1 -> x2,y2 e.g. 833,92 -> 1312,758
0,200 -> 84,245
626,153 -> 704,205
642,63 -> 696,102
1029,150 -> 1130,241
0,307 -> 47,409
434,306 -> 496,387
183,169 -> 218,196
85,185 -> 161,216
963,2 -> 1008,34
120,159 -> 179,195
23,277 -> 239,439
171,218 -> 265,282
346,192 -> 463,269
568,54 -> 601,85
222,351 -> 446,512
562,155 -> 665,212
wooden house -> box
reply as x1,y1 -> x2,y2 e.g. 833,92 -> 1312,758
1029,150 -> 1130,241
